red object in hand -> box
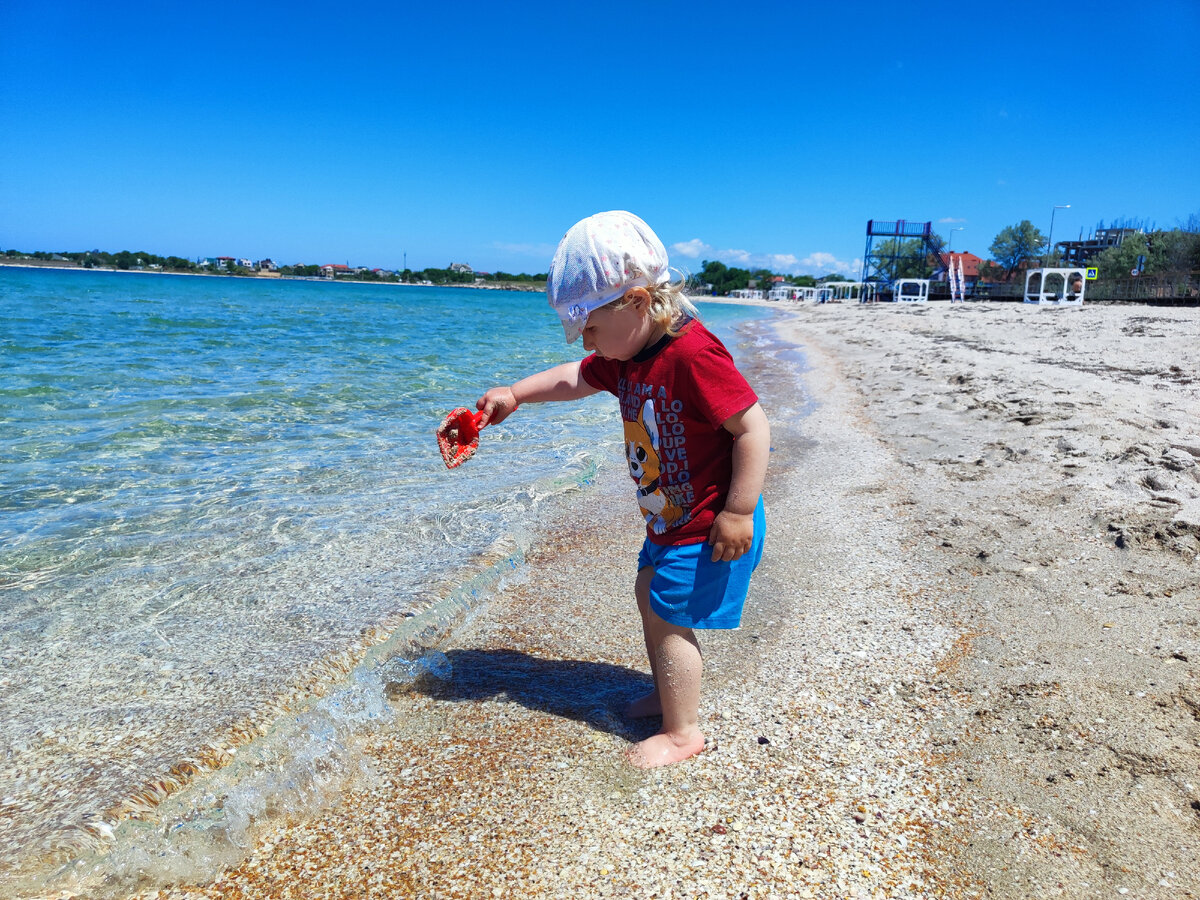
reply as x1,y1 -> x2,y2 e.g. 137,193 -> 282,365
437,407 -> 485,468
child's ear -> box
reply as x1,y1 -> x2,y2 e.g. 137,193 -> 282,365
624,286 -> 652,310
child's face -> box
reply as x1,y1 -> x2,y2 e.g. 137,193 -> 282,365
581,291 -> 658,360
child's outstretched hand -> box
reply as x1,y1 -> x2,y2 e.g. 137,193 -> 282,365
708,510 -> 754,562
476,386 -> 519,428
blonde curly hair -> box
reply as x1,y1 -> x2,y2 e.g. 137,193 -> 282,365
611,276 -> 701,338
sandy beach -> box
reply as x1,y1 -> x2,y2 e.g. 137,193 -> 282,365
93,301 -> 1199,899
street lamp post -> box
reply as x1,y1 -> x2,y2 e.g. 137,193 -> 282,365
948,227 -> 964,251
1047,205 -> 1070,264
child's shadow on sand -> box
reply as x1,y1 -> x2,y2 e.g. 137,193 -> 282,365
416,648 -> 657,741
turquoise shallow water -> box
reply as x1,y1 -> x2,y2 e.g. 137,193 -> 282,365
0,267 -> 774,890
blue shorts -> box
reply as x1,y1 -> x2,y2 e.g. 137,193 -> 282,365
637,496 -> 766,630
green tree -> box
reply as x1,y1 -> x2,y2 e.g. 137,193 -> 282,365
1091,233 -> 1146,280
694,260 -> 727,293
1090,229 -> 1200,279
491,271 -> 546,284
977,261 -> 1004,282
870,237 -> 932,280
989,221 -> 1045,280
696,260 -> 752,295
1147,229 -> 1200,273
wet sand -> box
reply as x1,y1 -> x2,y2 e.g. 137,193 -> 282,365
106,301 -> 1198,899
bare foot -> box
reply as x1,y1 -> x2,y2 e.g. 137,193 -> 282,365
624,689 -> 662,719
625,729 -> 706,769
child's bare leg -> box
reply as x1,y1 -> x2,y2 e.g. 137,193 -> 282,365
626,609 -> 705,768
625,567 -> 662,718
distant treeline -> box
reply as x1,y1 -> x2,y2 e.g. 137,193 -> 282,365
9,217 -> 1198,295
277,264 -> 548,285
1,248 -> 548,286
5,248 -> 201,271
3,247 -> 832,293
689,260 -> 834,296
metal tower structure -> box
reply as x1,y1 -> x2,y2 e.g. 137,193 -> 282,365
861,220 -> 947,293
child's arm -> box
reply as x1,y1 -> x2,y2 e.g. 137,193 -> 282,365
708,401 -> 770,562
476,360 -> 599,427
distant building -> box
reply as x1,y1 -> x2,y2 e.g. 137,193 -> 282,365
238,258 -> 253,269
944,251 -> 984,287
258,258 -> 278,271
449,262 -> 473,274
1056,228 -> 1142,266
321,264 -> 351,278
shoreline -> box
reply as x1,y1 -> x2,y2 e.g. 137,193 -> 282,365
115,306 -> 968,899
8,263 -> 1193,305
0,262 -> 547,292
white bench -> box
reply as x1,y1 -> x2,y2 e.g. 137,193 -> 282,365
1024,267 -> 1086,305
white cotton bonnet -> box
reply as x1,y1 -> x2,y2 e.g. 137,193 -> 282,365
546,210 -> 671,344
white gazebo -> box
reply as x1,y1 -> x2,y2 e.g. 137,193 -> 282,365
893,278 -> 930,303
824,281 -> 875,303
1024,268 -> 1086,305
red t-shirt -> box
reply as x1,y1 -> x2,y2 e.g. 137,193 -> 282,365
580,319 -> 759,546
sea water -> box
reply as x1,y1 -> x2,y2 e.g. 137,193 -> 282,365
0,267 -> 775,892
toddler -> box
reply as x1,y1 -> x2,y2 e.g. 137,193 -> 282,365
476,211 -> 769,768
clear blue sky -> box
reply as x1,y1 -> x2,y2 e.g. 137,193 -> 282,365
3,1 -> 1198,277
